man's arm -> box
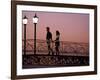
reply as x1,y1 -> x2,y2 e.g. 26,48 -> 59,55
50,32 -> 53,42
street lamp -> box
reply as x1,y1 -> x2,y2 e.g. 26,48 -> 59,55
23,16 -> 28,55
33,13 -> 38,55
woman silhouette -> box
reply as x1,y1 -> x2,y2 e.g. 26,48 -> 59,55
55,30 -> 60,55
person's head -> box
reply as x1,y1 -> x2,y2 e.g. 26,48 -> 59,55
46,27 -> 50,32
56,30 -> 60,35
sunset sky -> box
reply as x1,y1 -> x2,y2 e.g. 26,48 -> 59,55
22,11 -> 89,43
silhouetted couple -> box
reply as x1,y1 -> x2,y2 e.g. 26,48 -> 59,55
46,27 -> 60,55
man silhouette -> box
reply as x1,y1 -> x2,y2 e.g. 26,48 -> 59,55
46,27 -> 53,55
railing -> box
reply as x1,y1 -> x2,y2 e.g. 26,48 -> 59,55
22,39 -> 89,56
23,55 -> 89,68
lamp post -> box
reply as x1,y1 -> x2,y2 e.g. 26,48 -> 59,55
23,16 -> 28,55
33,13 -> 38,55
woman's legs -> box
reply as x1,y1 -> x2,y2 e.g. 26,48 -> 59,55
55,46 -> 59,55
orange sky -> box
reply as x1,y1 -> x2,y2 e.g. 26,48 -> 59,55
22,11 -> 89,43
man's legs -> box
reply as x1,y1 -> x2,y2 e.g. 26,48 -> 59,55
47,42 -> 54,55
47,41 -> 51,55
